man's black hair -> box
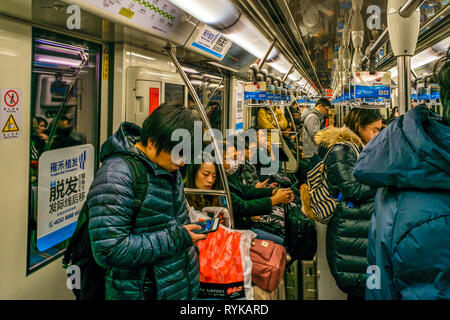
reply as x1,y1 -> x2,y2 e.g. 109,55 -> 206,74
34,116 -> 48,128
140,103 -> 200,155
316,97 -> 331,109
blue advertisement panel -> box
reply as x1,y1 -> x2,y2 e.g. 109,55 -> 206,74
244,91 -> 266,100
355,85 -> 391,99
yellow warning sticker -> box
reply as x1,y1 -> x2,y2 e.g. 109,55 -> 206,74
2,114 -> 19,132
119,7 -> 135,19
102,52 -> 109,81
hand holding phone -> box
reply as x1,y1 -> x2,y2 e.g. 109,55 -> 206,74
192,218 -> 220,234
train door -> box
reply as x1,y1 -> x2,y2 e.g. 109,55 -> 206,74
27,29 -> 102,274
126,66 -> 185,127
135,80 -> 162,123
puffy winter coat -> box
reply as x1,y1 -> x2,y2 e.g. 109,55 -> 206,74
227,171 -> 274,229
301,109 -> 325,158
87,122 -> 200,300
315,126 -> 376,297
237,161 -> 260,186
257,106 -> 288,144
354,105 -> 450,300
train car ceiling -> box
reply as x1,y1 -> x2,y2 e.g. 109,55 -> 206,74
6,0 -> 448,98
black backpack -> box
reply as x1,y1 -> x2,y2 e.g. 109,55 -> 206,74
62,154 -> 148,300
284,203 -> 317,264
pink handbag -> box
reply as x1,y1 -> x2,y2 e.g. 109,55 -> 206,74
250,239 -> 286,292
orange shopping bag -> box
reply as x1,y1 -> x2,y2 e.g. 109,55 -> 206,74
189,207 -> 255,299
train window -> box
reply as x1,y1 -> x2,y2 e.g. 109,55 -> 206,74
165,83 -> 185,105
27,29 -> 101,274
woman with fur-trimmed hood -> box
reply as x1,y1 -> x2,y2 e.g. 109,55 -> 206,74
314,108 -> 382,299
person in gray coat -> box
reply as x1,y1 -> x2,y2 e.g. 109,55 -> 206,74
301,98 -> 331,169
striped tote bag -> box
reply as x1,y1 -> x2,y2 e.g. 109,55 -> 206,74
300,142 -> 360,224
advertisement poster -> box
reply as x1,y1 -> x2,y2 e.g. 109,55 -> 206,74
37,144 -> 94,251
192,25 -> 233,60
353,71 -> 391,99
235,84 -> 244,132
84,0 -> 184,36
244,82 -> 266,100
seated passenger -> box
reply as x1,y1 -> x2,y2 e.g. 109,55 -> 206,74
354,52 -> 450,300
48,115 -> 83,149
31,116 -> 48,159
246,127 -> 278,181
184,160 -> 221,210
223,143 -> 293,244
314,107 -> 382,300
234,131 -> 278,188
257,105 -> 288,172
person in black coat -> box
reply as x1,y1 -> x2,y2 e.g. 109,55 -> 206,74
313,108 -> 383,299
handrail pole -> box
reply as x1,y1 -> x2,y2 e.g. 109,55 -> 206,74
258,39 -> 277,70
284,100 -> 300,172
165,45 -> 234,228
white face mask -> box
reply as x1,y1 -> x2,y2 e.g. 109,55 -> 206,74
225,160 -> 239,176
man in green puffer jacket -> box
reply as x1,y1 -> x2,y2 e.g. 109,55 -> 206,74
87,103 -> 206,300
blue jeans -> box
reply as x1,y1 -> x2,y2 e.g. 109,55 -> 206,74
252,227 -> 284,245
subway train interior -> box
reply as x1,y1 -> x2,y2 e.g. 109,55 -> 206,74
0,0 -> 448,301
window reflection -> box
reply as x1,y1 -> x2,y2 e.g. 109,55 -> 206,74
28,30 -> 100,274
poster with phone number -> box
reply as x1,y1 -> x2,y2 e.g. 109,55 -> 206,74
37,144 -> 94,251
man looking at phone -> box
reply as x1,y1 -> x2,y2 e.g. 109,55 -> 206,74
87,103 -> 206,300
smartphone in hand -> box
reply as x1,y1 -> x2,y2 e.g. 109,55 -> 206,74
192,218 -> 220,234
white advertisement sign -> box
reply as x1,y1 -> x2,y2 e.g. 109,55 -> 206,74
83,0 -> 184,36
37,144 -> 94,251
192,25 -> 233,60
235,84 -> 244,132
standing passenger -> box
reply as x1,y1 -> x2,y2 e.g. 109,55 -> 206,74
86,103 -> 206,300
354,53 -> 450,300
301,98 -> 331,169
314,108 -> 382,300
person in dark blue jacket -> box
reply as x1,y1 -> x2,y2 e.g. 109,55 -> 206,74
353,52 -> 450,300
87,103 -> 206,300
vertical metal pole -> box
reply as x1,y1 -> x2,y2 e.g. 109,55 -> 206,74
284,101 -> 300,172
397,55 -> 412,115
267,107 -> 287,175
165,45 -> 234,228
